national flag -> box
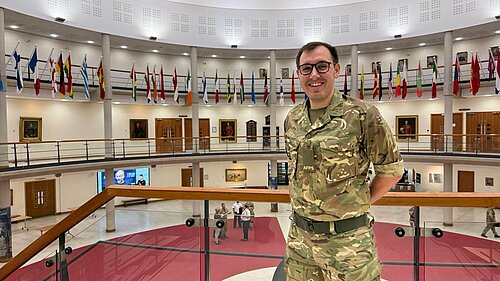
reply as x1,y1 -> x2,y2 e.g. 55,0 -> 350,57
28,46 -> 40,95
488,49 -> 495,80
416,60 -> 423,97
152,65 -> 158,103
173,66 -> 179,103
372,64 -> 379,99
470,52 -> 481,95
251,69 -> 256,104
64,51 -> 73,98
233,70 -> 237,104
395,64 -> 401,97
160,65 -> 165,101
387,62 -> 393,99
453,56 -> 460,96
239,70 -> 244,104
431,58 -> 438,98
0,70 -> 3,91
474,52 -> 481,94
186,68 -> 192,106
13,50 -> 23,93
343,65 -> 348,95
279,78 -> 284,105
378,63 -> 383,101
202,71 -> 208,104
402,60 -> 408,99
55,50 -> 65,95
49,54 -> 57,97
496,51 -> 500,94
263,73 -> 269,106
291,71 -> 295,103
215,69 -> 219,104
129,63 -> 136,101
145,64 -> 151,103
226,72 -> 231,103
360,65 -> 364,100
97,59 -> 105,99
80,55 -> 90,99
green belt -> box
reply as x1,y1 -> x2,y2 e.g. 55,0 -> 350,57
293,212 -> 372,234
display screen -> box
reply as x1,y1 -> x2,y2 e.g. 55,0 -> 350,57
97,167 -> 150,193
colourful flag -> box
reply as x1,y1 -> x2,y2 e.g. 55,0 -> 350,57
215,69 -> 219,104
387,62 -> 393,99
474,52 -> 481,94
488,49 -> 495,80
160,65 -> 165,101
145,64 -> 151,103
431,58 -> 437,98
343,65 -> 348,95
97,59 -> 105,99
173,66 -> 179,103
233,70 -> 237,104
55,51 -> 65,95
64,51 -> 73,98
226,72 -> 231,103
470,52 -> 481,95
378,63 -> 383,101
279,78 -> 284,105
251,69 -> 256,104
263,73 -> 269,106
395,64 -> 401,97
49,54 -> 57,97
0,70 -> 3,91
28,46 -> 40,95
239,70 -> 244,104
152,65 -> 158,103
13,50 -> 23,93
186,68 -> 192,106
402,60 -> 407,99
496,51 -> 500,94
129,63 -> 136,101
416,60 -> 423,97
360,65 -> 364,100
80,55 -> 90,99
453,56 -> 460,96
372,64 -> 379,99
291,71 -> 295,103
202,71 -> 208,104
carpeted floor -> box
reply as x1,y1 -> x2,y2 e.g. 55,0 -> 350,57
5,218 -> 500,281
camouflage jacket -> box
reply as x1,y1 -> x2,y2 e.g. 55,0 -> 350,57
487,208 -> 496,223
284,90 -> 403,221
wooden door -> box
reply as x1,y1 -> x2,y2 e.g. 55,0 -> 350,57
457,171 -> 474,192
181,168 -> 204,187
184,119 -> 210,151
430,113 -> 463,152
25,179 -> 56,218
466,112 -> 500,153
155,118 -> 183,153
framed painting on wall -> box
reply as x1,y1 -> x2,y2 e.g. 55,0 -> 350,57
426,55 -> 438,68
19,117 -> 42,142
129,119 -> 148,139
219,119 -> 237,143
395,115 -> 418,141
491,46 -> 499,58
225,169 -> 247,182
456,51 -> 468,65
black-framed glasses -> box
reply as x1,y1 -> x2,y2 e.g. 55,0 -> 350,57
298,61 -> 333,75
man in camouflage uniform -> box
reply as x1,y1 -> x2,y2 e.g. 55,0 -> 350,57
284,41 -> 403,281
481,207 -> 499,238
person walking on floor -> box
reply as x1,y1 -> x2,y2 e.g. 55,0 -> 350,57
220,202 -> 231,239
481,207 -> 500,238
232,201 -> 243,228
240,203 -> 252,241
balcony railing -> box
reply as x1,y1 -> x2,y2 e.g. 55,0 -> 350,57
1,187 -> 499,281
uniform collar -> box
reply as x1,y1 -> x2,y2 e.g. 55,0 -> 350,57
302,89 -> 345,130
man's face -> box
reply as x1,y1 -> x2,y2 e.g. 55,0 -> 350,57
115,171 -> 125,183
297,46 -> 340,108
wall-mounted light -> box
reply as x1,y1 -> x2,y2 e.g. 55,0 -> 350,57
495,15 -> 500,20
149,36 -> 157,41
394,34 -> 402,39
231,45 -> 237,48
55,17 -> 66,23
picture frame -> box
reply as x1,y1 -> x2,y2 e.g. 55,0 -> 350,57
456,51 -> 468,65
395,115 -> 418,141
346,64 -> 352,75
246,120 -> 257,142
397,59 -> 408,72
490,46 -> 499,58
225,168 -> 247,182
219,119 -> 237,143
371,61 -> 381,73
281,67 -> 289,79
426,55 -> 438,68
259,68 -> 267,79
19,117 -> 42,142
485,177 -> 494,187
129,119 -> 148,139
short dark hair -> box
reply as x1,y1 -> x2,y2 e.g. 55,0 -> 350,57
296,41 -> 339,67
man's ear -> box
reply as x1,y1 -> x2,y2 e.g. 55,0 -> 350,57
333,63 -> 341,78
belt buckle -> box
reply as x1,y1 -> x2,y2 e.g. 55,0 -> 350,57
329,222 -> 337,235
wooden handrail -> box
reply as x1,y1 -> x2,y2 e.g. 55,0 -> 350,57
1,187 -> 499,280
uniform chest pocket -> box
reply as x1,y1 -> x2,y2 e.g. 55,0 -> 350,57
319,138 -> 359,182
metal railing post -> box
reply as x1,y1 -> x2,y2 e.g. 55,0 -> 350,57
122,140 -> 126,158
13,144 -> 17,167
85,141 -> 89,161
147,139 -> 151,157
56,141 -> 61,163
25,143 -> 30,166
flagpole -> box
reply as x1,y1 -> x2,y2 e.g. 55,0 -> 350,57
39,48 -> 54,79
6,41 -> 20,66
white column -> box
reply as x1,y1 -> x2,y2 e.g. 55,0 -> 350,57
443,31 -> 454,226
0,8 -> 8,168
350,45 -> 359,97
105,168 -> 116,232
190,46 -> 201,217
269,50 -> 277,151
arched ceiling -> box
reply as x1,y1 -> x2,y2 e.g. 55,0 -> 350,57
163,0 -> 375,10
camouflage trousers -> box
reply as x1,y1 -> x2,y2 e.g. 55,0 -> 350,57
285,223 -> 381,281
